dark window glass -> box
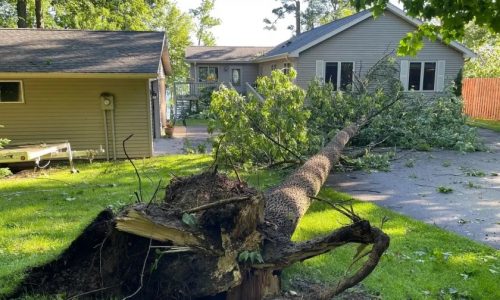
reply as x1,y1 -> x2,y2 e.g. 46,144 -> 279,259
0,82 -> 21,102
283,63 -> 291,75
231,69 -> 241,86
340,62 -> 353,91
325,62 -> 338,90
408,62 -> 421,90
198,67 -> 218,82
423,62 -> 436,90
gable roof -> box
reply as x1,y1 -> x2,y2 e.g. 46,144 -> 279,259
0,29 -> 171,75
186,46 -> 273,63
264,9 -> 371,58
260,3 -> 475,60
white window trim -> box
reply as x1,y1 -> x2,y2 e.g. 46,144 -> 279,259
0,80 -> 24,104
407,61 -> 437,92
282,62 -> 292,74
323,61 -> 355,91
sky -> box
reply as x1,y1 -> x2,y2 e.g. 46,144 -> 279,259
177,0 -> 403,47
176,0 -> 299,46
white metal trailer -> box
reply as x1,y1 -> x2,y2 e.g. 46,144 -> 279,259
0,142 -> 103,173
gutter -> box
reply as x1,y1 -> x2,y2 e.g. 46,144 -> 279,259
0,72 -> 159,79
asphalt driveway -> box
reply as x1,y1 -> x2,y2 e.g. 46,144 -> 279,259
327,129 -> 500,248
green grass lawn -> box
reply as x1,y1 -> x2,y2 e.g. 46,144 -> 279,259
467,118 -> 500,132
183,117 -> 210,127
0,155 -> 498,299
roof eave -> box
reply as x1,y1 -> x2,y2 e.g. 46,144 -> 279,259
254,53 -> 298,63
160,33 -> 173,76
0,72 -> 159,79
185,59 -> 259,64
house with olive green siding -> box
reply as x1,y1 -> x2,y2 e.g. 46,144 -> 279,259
0,29 -> 171,159
183,3 -> 474,102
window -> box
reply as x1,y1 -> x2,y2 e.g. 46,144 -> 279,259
340,62 -> 353,90
408,62 -> 436,91
271,64 -> 277,71
325,62 -> 338,90
0,81 -> 23,103
231,69 -> 241,86
324,62 -> 353,91
283,63 -> 291,75
198,66 -> 218,82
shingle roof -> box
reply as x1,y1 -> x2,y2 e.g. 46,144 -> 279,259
0,29 -> 167,74
264,10 -> 371,57
186,46 -> 273,62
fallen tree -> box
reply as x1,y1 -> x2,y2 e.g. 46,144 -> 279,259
11,60 -> 409,299
11,121 -> 389,300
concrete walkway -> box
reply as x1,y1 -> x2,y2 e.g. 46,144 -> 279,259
327,129 -> 500,248
153,126 -> 213,155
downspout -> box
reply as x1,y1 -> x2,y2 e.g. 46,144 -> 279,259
102,110 -> 109,161
111,109 -> 117,160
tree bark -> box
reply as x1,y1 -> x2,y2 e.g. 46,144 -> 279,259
35,0 -> 43,28
16,0 -> 27,28
295,1 -> 301,35
264,123 -> 359,239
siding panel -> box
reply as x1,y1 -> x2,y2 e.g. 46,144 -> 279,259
0,78 -> 152,158
296,11 -> 464,91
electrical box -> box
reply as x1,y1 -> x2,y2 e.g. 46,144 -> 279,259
100,93 -> 114,110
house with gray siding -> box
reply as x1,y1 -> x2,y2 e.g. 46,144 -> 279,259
183,3 -> 474,98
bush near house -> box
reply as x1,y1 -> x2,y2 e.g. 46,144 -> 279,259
0,126 -> 12,178
210,59 -> 482,168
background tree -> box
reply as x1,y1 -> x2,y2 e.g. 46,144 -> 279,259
190,0 -> 221,46
34,0 -> 42,28
264,0 -> 301,35
461,22 -> 500,78
16,0 -> 26,28
264,0 -> 354,35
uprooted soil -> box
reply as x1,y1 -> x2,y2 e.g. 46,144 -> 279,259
10,171 -> 260,299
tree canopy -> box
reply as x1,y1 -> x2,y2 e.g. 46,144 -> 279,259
190,0 -> 221,46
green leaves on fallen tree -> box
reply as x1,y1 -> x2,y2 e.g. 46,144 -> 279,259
208,69 -> 309,167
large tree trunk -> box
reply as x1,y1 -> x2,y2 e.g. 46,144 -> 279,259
16,0 -> 27,28
35,0 -> 43,28
11,124 -> 389,299
295,1 -> 301,35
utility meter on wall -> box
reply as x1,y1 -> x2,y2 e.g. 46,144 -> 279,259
100,93 -> 114,110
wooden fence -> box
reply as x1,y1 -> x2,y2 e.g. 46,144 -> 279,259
462,78 -> 500,120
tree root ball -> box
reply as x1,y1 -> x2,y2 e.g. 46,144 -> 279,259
11,172 -> 265,300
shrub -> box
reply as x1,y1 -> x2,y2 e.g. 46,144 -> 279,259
306,57 -> 482,152
0,126 -> 11,178
208,69 -> 309,166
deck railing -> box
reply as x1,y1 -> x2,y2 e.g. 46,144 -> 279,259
172,81 -> 220,118
173,81 -> 220,98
